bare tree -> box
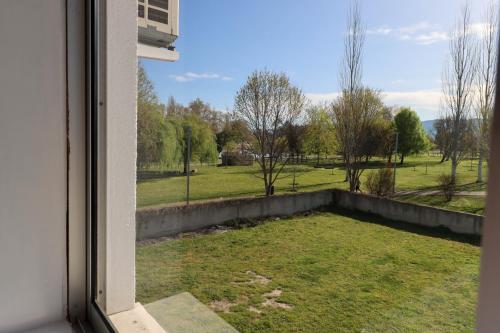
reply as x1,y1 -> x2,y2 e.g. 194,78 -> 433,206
475,1 -> 497,183
442,2 -> 477,183
331,88 -> 386,192
234,70 -> 305,196
333,0 -> 372,191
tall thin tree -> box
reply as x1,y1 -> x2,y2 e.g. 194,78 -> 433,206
442,2 -> 477,183
335,0 -> 366,191
475,1 -> 497,183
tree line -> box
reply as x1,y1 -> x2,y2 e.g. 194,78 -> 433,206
138,0 -> 496,195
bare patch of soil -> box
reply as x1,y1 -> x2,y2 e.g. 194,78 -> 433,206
262,298 -> 293,310
209,299 -> 236,313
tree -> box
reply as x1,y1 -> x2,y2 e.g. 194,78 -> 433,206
442,2 -> 477,183
434,115 -> 454,163
136,63 -> 179,169
169,113 -> 218,172
165,95 -> 184,117
138,63 -> 159,107
284,123 -> 306,164
303,106 -> 336,166
334,0 -> 372,191
187,98 -> 224,133
332,87 -> 386,192
394,108 -> 429,164
362,117 -> 395,162
234,70 -> 305,196
475,1 -> 497,182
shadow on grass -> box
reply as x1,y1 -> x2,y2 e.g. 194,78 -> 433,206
323,206 -> 481,246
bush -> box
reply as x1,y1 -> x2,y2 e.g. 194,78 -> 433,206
366,168 -> 394,197
220,152 -> 254,166
438,173 -> 456,202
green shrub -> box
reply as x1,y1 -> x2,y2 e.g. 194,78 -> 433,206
438,173 -> 456,202
365,168 -> 394,197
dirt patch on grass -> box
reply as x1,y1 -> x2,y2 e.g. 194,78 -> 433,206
210,300 -> 236,313
262,298 -> 293,310
261,287 -> 293,310
264,288 -> 282,298
246,270 -> 272,285
248,306 -> 262,314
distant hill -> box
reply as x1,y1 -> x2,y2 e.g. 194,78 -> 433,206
422,119 -> 437,137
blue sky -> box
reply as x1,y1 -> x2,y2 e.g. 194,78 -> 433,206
141,0 -> 496,121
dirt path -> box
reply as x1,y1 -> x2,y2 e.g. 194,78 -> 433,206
395,189 -> 486,197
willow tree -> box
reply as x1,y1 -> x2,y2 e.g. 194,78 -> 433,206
234,70 -> 305,196
169,113 -> 218,173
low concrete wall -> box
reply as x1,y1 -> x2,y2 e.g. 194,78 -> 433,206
136,190 -> 333,240
332,190 -> 483,236
136,189 -> 483,240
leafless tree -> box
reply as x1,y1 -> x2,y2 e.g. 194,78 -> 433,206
475,1 -> 497,183
442,2 -> 477,183
331,87 -> 385,192
333,0 -> 372,191
234,70 -> 305,196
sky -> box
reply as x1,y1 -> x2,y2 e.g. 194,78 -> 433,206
141,0 -> 497,121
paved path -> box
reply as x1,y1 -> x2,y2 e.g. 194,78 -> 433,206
395,189 -> 487,197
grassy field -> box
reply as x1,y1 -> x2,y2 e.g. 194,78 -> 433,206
397,195 -> 486,215
137,210 -> 480,332
137,155 -> 487,208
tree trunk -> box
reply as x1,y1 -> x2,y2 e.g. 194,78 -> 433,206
317,153 -> 320,167
477,147 -> 484,183
440,154 -> 446,163
400,154 -> 405,165
451,158 -> 458,183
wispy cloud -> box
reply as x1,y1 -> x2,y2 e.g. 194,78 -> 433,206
367,21 -> 448,45
414,31 -> 449,45
170,71 -> 233,82
368,20 -> 495,46
305,92 -> 341,105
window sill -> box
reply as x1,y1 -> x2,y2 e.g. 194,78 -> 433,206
108,303 -> 166,333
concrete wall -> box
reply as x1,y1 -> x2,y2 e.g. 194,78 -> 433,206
137,189 -> 483,241
136,191 -> 333,240
332,190 -> 483,236
0,1 -> 67,331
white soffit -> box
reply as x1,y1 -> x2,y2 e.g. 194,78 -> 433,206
137,43 -> 179,62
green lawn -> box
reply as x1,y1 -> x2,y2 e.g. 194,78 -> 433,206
136,210 -> 480,333
137,155 -> 488,208
397,195 -> 486,215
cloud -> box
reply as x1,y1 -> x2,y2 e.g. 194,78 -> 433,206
170,72 -> 233,82
305,92 -> 340,105
414,31 -> 449,45
368,20 -> 496,46
306,89 -> 443,120
383,90 -> 442,111
367,21 -> 448,45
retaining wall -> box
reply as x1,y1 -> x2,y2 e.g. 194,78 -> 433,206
136,189 -> 483,240
136,190 -> 333,240
332,190 -> 483,236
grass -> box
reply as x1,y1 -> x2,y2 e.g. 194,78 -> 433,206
136,210 -> 480,332
397,195 -> 485,215
137,155 -> 488,208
